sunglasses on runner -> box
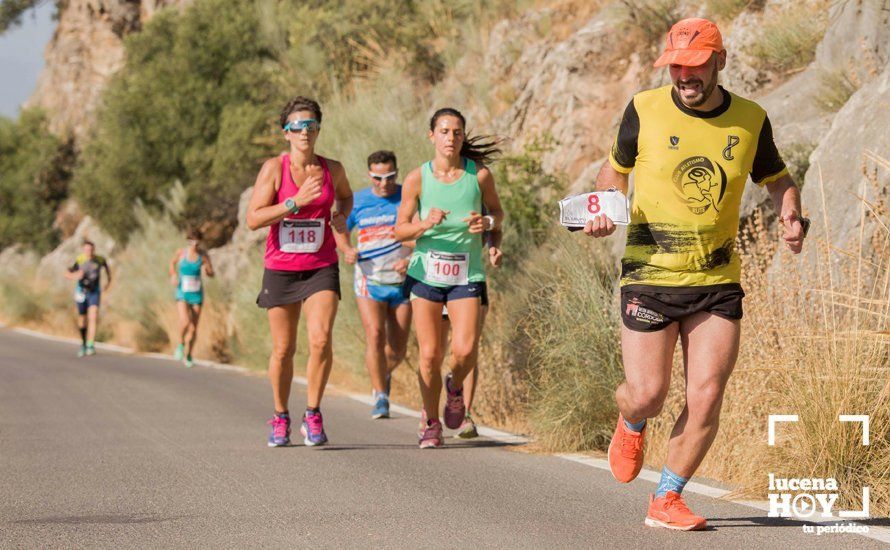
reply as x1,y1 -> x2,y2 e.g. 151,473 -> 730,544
369,171 -> 398,182
283,119 -> 320,133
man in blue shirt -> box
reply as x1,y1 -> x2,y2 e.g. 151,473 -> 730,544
342,151 -> 412,419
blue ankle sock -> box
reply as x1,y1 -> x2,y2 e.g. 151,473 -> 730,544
655,466 -> 689,498
624,417 -> 647,432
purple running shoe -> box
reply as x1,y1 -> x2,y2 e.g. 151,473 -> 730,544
267,414 -> 291,447
301,410 -> 328,447
443,373 -> 465,429
419,418 -> 444,449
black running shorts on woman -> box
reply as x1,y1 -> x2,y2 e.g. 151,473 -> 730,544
257,264 -> 341,308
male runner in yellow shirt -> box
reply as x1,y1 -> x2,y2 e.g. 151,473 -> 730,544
583,17 -> 808,530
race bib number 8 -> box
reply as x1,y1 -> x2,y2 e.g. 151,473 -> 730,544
558,190 -> 630,227
181,275 -> 201,293
425,251 -> 469,286
279,218 -> 324,253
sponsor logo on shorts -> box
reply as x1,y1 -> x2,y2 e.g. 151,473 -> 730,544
625,297 -> 665,324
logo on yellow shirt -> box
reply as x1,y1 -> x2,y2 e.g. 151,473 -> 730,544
672,156 -> 727,215
723,135 -> 740,161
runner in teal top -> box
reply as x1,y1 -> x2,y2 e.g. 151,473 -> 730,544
395,107 -> 505,449
175,250 -> 204,305
406,159 -> 486,286
168,229 -> 214,367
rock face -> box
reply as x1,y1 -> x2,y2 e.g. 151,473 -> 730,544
487,8 -> 644,182
800,60 -> 890,259
24,0 -> 190,141
740,0 -> 890,220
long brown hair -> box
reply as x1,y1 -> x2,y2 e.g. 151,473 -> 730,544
429,107 -> 502,166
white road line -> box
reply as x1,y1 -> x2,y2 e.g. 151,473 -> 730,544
4,325 -> 887,544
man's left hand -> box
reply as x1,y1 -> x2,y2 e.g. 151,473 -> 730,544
780,213 -> 807,254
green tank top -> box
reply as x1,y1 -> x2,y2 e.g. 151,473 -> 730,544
408,158 -> 485,287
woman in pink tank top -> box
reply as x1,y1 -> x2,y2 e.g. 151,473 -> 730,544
246,96 -> 353,447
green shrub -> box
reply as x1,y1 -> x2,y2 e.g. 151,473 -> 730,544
495,137 -> 565,274
73,0 -> 277,244
0,109 -> 73,251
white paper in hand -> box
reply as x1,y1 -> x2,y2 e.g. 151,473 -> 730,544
558,191 -> 630,228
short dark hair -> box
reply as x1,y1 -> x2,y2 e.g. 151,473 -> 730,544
82,239 -> 95,248
367,150 -> 397,169
279,96 -> 322,128
186,228 -> 202,240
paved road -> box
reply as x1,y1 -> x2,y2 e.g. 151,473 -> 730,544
0,329 -> 883,549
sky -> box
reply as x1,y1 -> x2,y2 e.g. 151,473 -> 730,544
0,2 -> 55,118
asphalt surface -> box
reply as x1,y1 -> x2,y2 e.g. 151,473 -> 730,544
0,329 -> 884,549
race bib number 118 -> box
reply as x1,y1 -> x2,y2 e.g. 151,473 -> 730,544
279,218 -> 324,253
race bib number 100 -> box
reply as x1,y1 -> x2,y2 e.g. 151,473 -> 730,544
279,218 -> 324,253
425,250 -> 469,286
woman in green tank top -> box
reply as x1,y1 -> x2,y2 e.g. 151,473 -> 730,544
394,107 -> 505,449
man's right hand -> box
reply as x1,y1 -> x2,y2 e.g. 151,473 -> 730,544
583,214 -> 616,238
293,174 -> 324,207
422,208 -> 449,230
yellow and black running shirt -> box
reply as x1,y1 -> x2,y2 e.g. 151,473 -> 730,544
609,85 -> 788,289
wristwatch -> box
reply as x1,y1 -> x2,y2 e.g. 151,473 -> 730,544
484,215 -> 496,230
284,197 -> 299,214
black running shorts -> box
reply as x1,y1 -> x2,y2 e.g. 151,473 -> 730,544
620,283 -> 744,332
256,264 -> 341,308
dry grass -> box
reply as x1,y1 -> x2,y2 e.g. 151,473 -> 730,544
748,4 -> 829,74
706,0 -> 752,21
615,0 -> 680,47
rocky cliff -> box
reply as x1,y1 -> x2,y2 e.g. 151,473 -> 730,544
24,0 -> 190,141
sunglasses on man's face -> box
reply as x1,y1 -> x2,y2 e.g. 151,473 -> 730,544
370,171 -> 398,182
283,119 -> 320,133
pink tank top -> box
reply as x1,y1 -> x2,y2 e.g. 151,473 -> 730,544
264,154 -> 338,271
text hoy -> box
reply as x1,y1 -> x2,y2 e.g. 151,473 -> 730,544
767,474 -> 870,519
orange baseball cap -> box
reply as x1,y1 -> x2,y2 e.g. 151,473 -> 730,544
653,18 -> 724,68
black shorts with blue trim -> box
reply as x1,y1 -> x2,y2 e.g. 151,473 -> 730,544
403,275 -> 487,304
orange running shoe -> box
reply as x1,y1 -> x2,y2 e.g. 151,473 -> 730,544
607,414 -> 645,483
645,491 -> 707,531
